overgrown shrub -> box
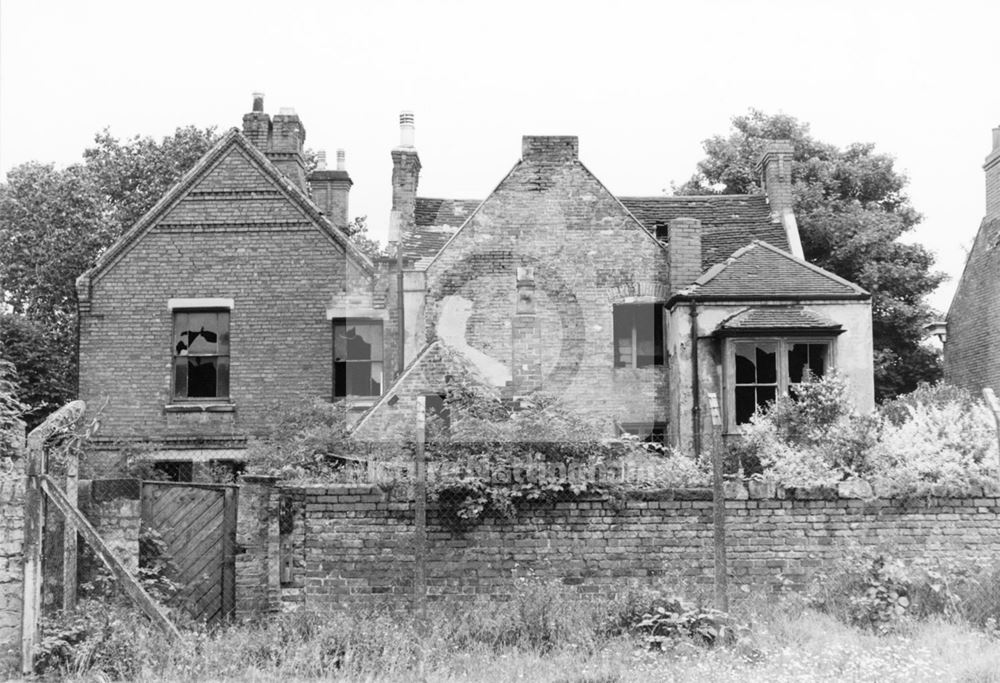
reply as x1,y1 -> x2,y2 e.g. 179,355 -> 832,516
735,376 -> 998,495
0,358 -> 26,461
809,551 -> 1000,635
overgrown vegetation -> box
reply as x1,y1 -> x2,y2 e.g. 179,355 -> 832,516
31,563 -> 1000,681
732,374 -> 999,496
245,387 -> 711,528
0,358 -> 27,461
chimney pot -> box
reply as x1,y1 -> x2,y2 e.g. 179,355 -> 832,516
337,149 -> 346,171
278,107 -> 296,116
252,92 -> 265,112
316,150 -> 327,171
399,111 -> 415,148
993,126 -> 1000,151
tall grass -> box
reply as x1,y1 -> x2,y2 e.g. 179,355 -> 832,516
38,568 -> 1000,682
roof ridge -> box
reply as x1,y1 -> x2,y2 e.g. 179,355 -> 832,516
79,129 -> 374,292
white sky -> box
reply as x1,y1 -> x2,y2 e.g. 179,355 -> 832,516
2,0 -> 998,314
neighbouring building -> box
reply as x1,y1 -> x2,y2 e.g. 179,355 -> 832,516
76,95 -> 875,478
944,125 -> 1000,397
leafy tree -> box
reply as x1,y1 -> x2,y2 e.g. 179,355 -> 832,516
0,127 -> 218,420
344,216 -> 387,259
82,126 -> 220,240
677,110 -> 945,401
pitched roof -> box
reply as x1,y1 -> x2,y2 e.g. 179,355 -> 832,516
404,194 -> 787,272
618,195 -> 788,270
349,340 -> 497,438
675,241 -> 869,302
405,198 -> 482,269
77,128 -> 374,292
716,306 -> 844,335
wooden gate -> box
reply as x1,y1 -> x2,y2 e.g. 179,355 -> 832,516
141,481 -> 237,624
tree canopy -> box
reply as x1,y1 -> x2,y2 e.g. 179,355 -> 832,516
0,127 -> 218,423
676,110 -> 945,401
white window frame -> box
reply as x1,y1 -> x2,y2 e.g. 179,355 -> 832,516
723,336 -> 836,432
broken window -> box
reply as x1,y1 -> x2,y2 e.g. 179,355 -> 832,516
729,339 -> 831,427
153,460 -> 193,482
620,421 -> 667,450
613,304 -> 664,368
333,319 -> 383,397
172,310 -> 230,399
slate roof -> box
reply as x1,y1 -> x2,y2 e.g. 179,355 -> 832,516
404,194 -> 787,272
405,198 -> 482,269
678,241 -> 869,301
716,307 -> 844,335
618,195 -> 788,271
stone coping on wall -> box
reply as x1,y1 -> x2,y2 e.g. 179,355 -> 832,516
273,478 -> 1000,505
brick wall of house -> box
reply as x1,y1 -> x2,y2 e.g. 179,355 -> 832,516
422,137 -> 671,436
0,468 -> 24,673
261,483 -> 1000,610
78,143 -> 387,476
945,216 -> 1000,396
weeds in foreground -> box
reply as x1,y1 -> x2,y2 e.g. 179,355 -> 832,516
30,565 -> 1000,682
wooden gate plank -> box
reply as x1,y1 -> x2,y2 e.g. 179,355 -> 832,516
140,481 -> 234,624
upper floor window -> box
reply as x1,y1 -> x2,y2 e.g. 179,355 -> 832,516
333,319 -> 383,397
613,303 -> 664,368
730,339 -> 832,427
172,310 -> 230,399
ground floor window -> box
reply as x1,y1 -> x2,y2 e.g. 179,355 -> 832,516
619,421 -> 667,450
728,339 -> 833,427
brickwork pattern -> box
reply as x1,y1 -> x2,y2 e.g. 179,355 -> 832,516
0,468 -> 24,673
272,484 -> 1000,609
986,150 -> 1000,219
946,217 -> 1000,396
422,141 -> 671,434
78,144 -> 388,476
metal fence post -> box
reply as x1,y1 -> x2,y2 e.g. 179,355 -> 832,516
63,450 -> 78,611
414,395 -> 427,617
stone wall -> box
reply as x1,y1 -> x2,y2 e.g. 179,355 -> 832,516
0,467 -> 25,673
244,482 -> 1000,611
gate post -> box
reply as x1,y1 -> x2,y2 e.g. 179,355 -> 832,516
236,476 -> 277,619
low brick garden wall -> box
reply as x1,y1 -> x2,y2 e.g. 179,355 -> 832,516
235,481 -> 1000,612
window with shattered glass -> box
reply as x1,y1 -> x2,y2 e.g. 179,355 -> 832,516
333,320 -> 383,397
730,339 -> 831,427
172,310 -> 230,399
613,303 -> 664,368
620,421 -> 668,450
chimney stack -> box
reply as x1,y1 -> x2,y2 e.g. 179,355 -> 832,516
269,107 -> 307,190
522,136 -> 579,163
985,125 -> 1000,218
389,111 -> 421,245
756,140 -> 803,258
668,217 -> 703,292
240,93 -> 309,191
308,148 -> 352,230
242,92 -> 271,150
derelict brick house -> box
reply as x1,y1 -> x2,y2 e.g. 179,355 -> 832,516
76,96 -> 874,478
944,126 -> 1000,397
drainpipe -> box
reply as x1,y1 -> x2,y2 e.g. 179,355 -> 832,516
397,246 -> 405,379
689,301 -> 702,457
